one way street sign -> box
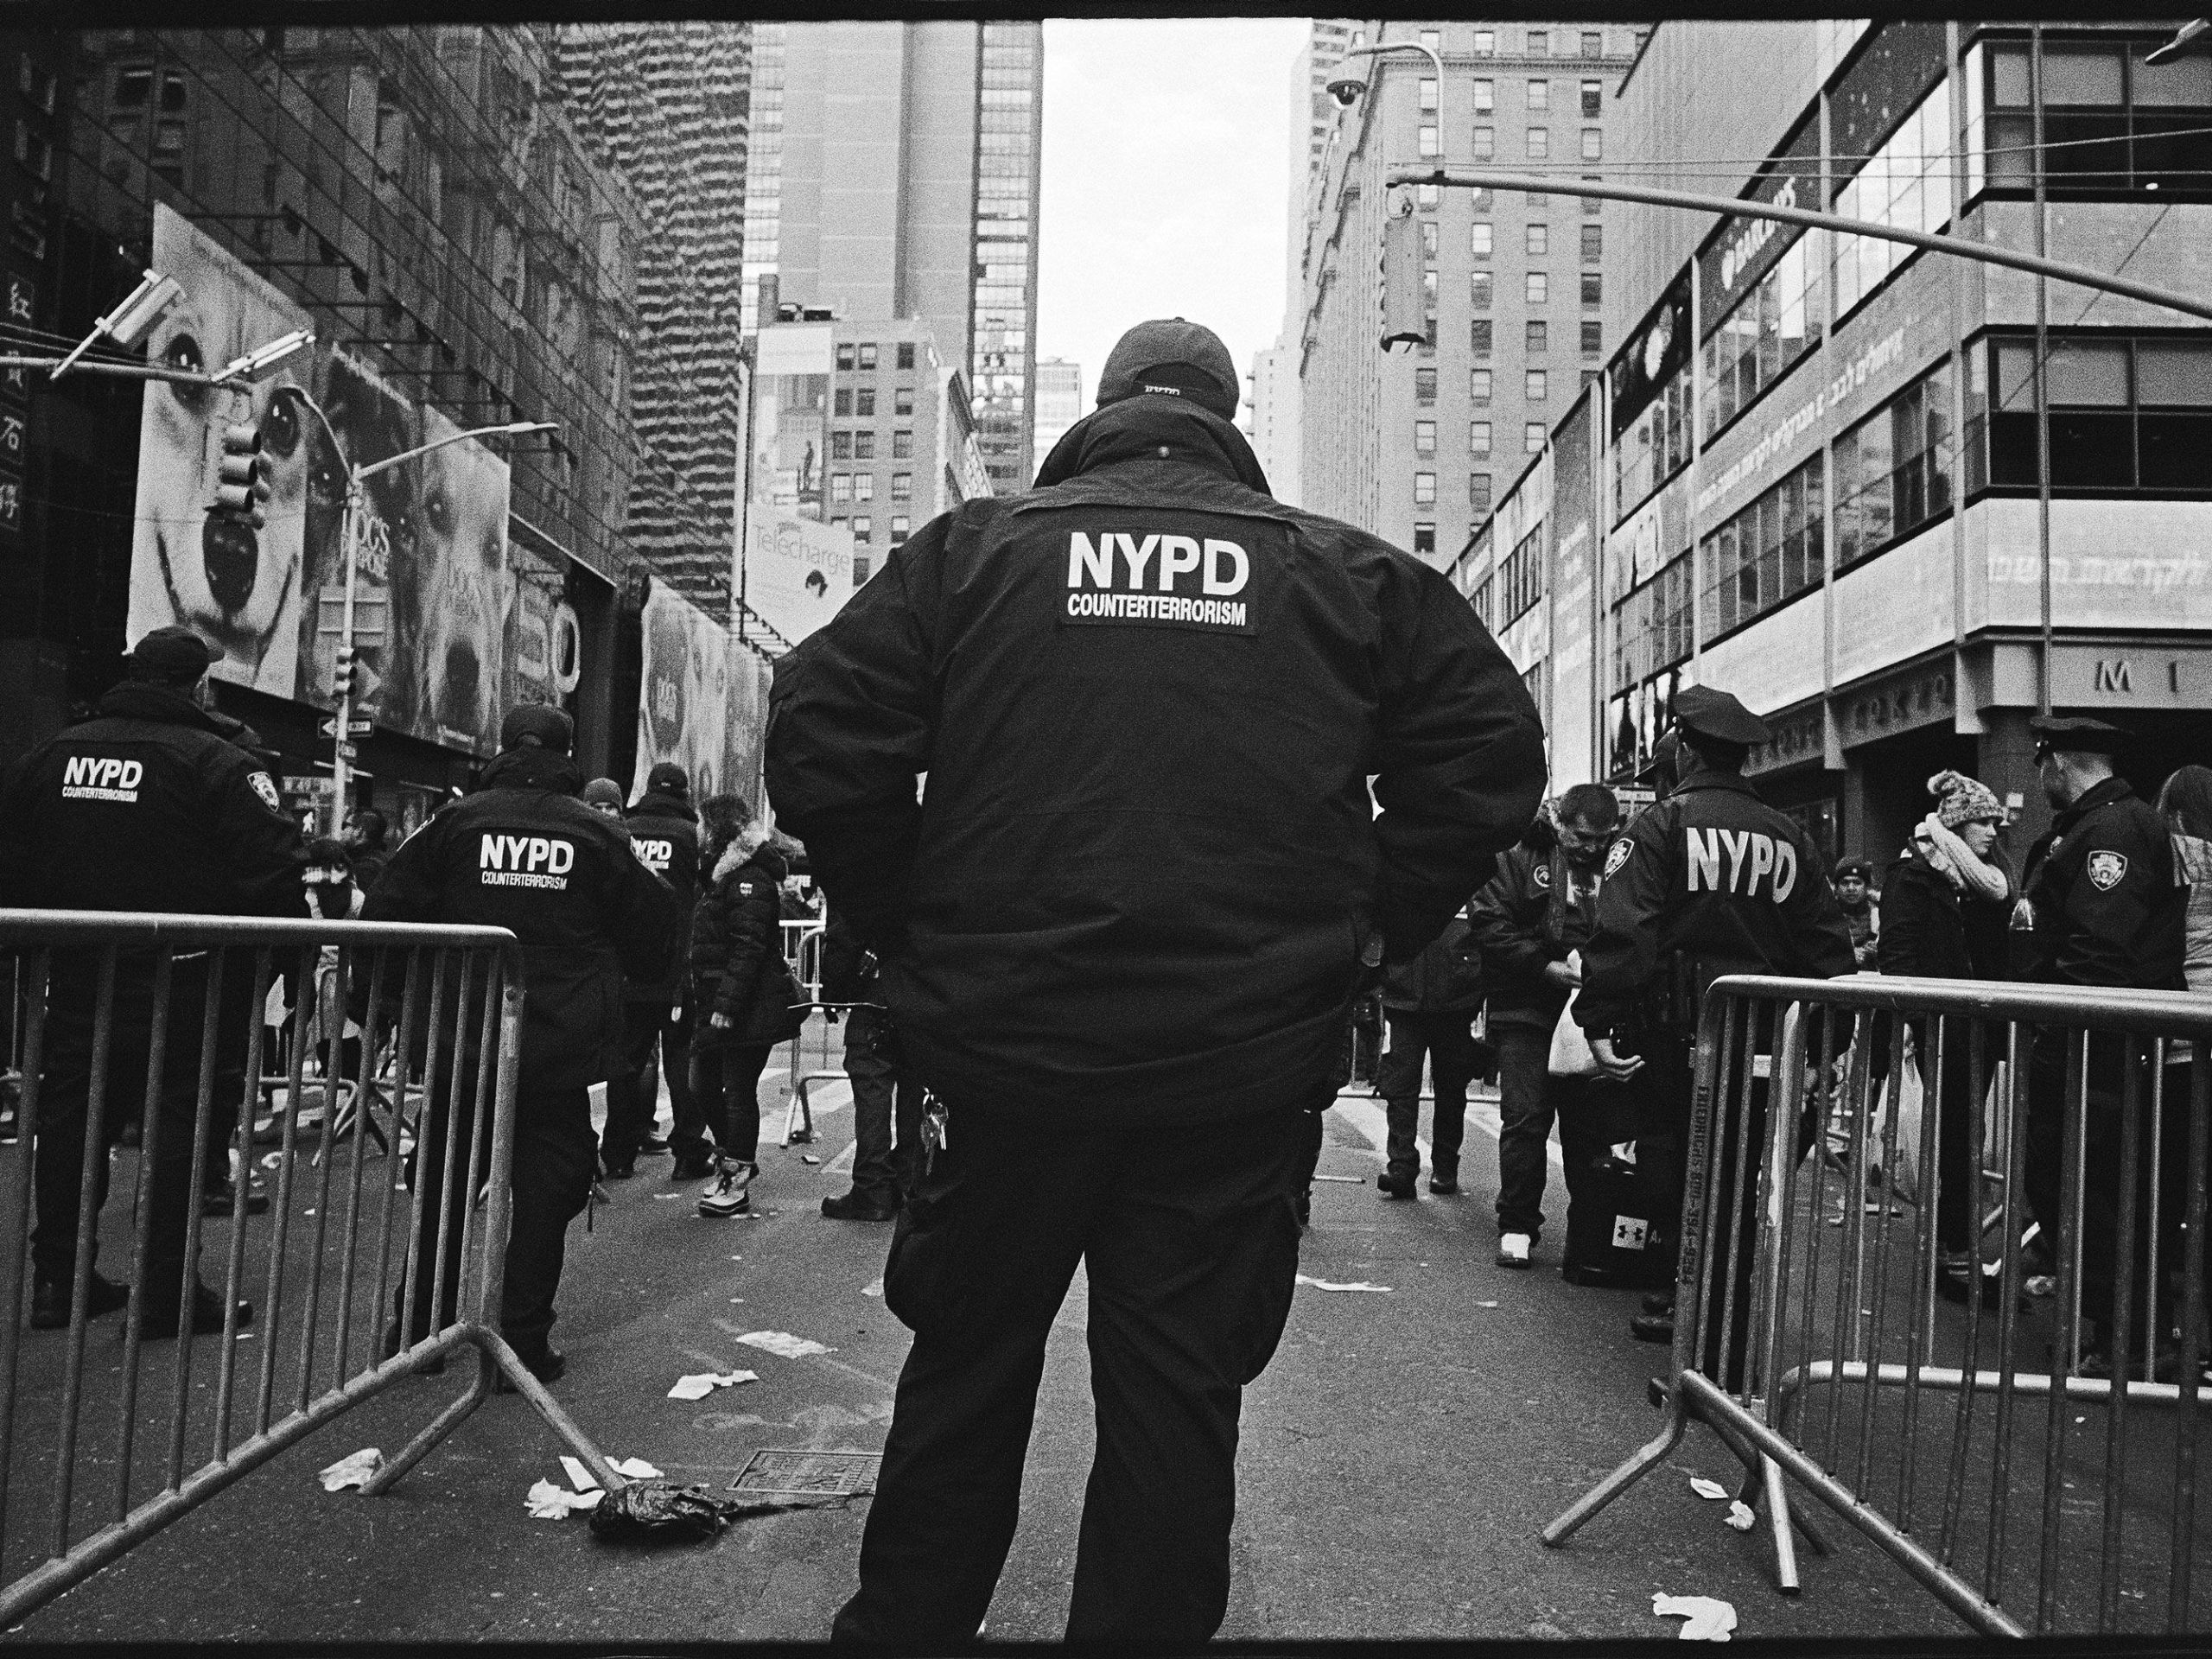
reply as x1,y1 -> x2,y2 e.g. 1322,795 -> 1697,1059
320,716 -> 374,737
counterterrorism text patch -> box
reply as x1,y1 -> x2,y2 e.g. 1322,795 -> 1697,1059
1058,529 -> 1256,636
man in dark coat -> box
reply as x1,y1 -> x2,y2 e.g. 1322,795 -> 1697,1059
1370,903 -> 1487,1200
600,762 -> 702,1178
1575,686 -> 1856,1374
365,703 -> 678,1382
768,318 -> 1547,1643
2013,716 -> 2188,1376
0,626 -> 307,1333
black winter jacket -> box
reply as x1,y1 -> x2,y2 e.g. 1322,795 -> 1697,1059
623,790 -> 701,1003
2015,777 -> 2185,990
690,841 -> 803,1046
1379,912 -> 1484,1012
820,908 -> 884,1007
362,745 -> 680,1091
765,394 -> 1546,1125
0,681 -> 308,918
1877,850 -> 2013,983
1469,841 -> 1605,1027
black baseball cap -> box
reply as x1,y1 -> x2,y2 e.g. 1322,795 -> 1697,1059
499,702 -> 575,754
1096,319 -> 1240,422
2029,715 -> 2130,758
128,626 -> 222,678
645,761 -> 690,798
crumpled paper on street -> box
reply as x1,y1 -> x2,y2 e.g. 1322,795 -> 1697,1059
1653,1592 -> 1738,1640
667,1370 -> 759,1401
735,1331 -> 830,1359
560,1454 -> 664,1491
318,1447 -> 383,1492
1726,1500 -> 1757,1532
1688,1477 -> 1728,1500
1295,1274 -> 1391,1293
526,1478 -> 604,1519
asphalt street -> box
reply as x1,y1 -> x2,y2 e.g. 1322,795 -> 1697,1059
0,1022 -> 2050,1642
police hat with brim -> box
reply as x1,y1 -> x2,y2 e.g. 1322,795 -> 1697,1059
2029,715 -> 2131,758
1669,683 -> 1771,747
128,626 -> 222,679
1636,729 -> 1681,785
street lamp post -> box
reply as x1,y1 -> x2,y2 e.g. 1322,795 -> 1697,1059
276,388 -> 556,820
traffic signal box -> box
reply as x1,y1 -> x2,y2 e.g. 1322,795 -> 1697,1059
213,421 -> 270,528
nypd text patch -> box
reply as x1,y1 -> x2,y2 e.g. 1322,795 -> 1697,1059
1059,530 -> 1255,635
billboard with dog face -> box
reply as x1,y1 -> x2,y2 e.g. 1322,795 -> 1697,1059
127,203 -> 315,694
296,347 -> 416,714
631,581 -> 772,810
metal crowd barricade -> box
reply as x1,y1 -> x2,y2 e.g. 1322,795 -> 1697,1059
0,910 -> 623,1628
1543,972 -> 2212,1637
777,921 -> 846,1147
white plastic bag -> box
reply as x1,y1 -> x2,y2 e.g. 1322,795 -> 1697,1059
1548,952 -> 1599,1078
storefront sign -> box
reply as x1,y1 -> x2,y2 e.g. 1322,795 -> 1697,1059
1747,706 -> 1826,777
1697,113 -> 1822,329
1839,664 -> 1953,747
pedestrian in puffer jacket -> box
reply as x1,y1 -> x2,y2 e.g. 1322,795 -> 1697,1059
1372,908 -> 1489,1198
685,818 -> 804,1217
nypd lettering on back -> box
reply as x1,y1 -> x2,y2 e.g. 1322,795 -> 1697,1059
480,833 -> 575,890
61,755 -> 143,803
1684,827 -> 1799,902
1061,531 -> 1254,634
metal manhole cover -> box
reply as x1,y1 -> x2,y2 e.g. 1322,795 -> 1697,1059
731,1448 -> 880,1497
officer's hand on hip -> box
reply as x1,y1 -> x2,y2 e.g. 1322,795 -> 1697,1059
709,1011 -> 733,1031
1591,1036 -> 1645,1084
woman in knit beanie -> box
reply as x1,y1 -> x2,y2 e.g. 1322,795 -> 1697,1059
1876,768 -> 2014,1303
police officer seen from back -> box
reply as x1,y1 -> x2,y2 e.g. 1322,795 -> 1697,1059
2012,715 -> 2187,1379
366,703 -> 678,1385
1573,686 -> 1855,1376
767,318 -> 1547,1643
600,762 -> 702,1179
0,626 -> 308,1334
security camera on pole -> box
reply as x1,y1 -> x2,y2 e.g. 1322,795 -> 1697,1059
272,388 -> 560,815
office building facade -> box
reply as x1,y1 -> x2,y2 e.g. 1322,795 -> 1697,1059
1032,355 -> 1082,459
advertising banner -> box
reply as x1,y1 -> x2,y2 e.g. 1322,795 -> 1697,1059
1548,393 -> 1598,789
296,346 -> 413,715
128,202 -> 315,696
633,580 -> 730,804
743,508 -> 857,648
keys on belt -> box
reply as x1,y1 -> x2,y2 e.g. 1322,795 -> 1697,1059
919,1091 -> 950,1176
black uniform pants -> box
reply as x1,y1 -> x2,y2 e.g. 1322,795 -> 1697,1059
33,952 -> 251,1303
830,1100 -> 1325,1644
393,1063 -> 596,1363
842,1006 -> 903,1201
601,998 -> 695,1167
1377,1008 -> 1481,1181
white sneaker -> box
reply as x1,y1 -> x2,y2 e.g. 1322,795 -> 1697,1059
697,1157 -> 756,1218
1497,1232 -> 1532,1269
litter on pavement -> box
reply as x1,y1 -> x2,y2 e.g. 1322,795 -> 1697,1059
1473,1300 -> 1500,1308
668,1370 -> 760,1401
1311,1174 -> 1363,1184
1688,1477 -> 1728,1500
1652,1592 -> 1738,1641
588,1479 -> 844,1545
526,1478 -> 603,1519
735,1331 -> 832,1359
862,1278 -> 883,1297
560,1454 -> 665,1491
1295,1274 -> 1391,1293
1726,1501 -> 1756,1532
799,1154 -> 821,1165
317,1448 -> 383,1492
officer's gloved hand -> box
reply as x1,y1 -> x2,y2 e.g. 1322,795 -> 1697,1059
1357,938 -> 1387,997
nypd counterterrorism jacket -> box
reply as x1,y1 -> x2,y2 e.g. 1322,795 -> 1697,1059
362,746 -> 680,1091
0,681 -> 308,918
764,394 -> 1548,1126
623,790 -> 701,1004
2014,776 -> 2184,990
1573,768 -> 1858,1037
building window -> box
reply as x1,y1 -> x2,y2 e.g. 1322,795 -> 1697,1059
1472,126 -> 1495,161
1470,368 -> 1493,404
1470,420 -> 1493,457
894,387 -> 914,416
855,431 -> 876,460
836,343 -> 855,371
1421,220 -> 1439,257
854,515 -> 872,541
893,429 -> 913,458
1610,556 -> 1696,695
832,431 -> 853,461
1527,370 -> 1548,402
853,554 -> 872,585
1580,270 -> 1603,308
1584,175 -> 1604,214
1419,77 -> 1438,112
858,343 -> 879,370
1581,320 -> 1604,354
1471,221 -> 1493,257
1581,127 -> 1603,161
1414,522 -> 1437,555
1417,182 -> 1440,208
1472,79 -> 1494,114
834,389 -> 853,416
855,473 -> 875,501
1471,319 -> 1493,356
1414,420 -> 1437,455
1583,31 -> 1604,57
1979,333 -> 2212,493
891,515 -> 911,545
1581,223 -> 1603,260
1419,124 -> 1440,158
1834,78 -> 1951,321
1525,421 -> 1547,454
830,474 -> 853,505
1524,223 -> 1548,256
1702,455 -> 1825,638
1581,79 -> 1604,118
1526,126 -> 1549,160
1528,29 -> 1548,55
1525,271 -> 1548,304
1526,320 -> 1548,353
1527,79 -> 1550,112
1415,366 -> 1438,404
1420,29 -> 1440,54
1414,472 -> 1437,504
855,389 -> 877,417
1474,29 -> 1495,56
1982,39 -> 2212,198
1527,188 -> 1548,207
1614,374 -> 1694,520
1470,271 -> 1493,308
1835,362 -> 1954,570
1470,473 -> 1493,513
896,342 -> 916,370
1700,232 -> 1820,438
891,472 -> 912,500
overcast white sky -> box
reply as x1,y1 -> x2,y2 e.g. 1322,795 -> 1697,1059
1036,18 -> 1312,423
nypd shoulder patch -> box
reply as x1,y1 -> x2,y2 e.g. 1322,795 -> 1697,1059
2087,850 -> 2127,892
247,772 -> 282,813
1605,838 -> 1634,878
1532,863 -> 1552,889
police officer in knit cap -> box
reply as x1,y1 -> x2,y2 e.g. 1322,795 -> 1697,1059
1573,685 -> 1856,1374
1,626 -> 308,1334
601,761 -> 702,1178
366,702 -> 679,1383
2014,715 -> 2186,1377
771,316 -> 1546,1642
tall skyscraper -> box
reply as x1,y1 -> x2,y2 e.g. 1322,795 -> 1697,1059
741,22 -> 1043,493
1032,358 -> 1084,458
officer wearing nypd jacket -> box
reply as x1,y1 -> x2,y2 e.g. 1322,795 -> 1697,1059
1573,685 -> 1855,1376
597,760 -> 702,1178
365,703 -> 677,1384
768,318 -> 1546,1643
2012,715 -> 2185,1376
0,626 -> 307,1335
